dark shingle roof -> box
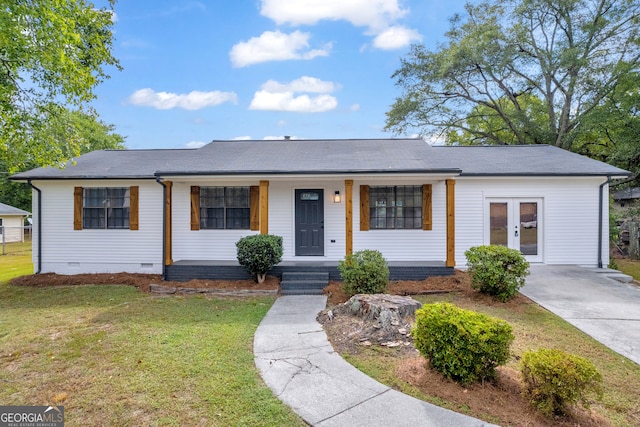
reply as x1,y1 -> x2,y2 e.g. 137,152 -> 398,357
0,202 -> 30,216
431,145 -> 630,176
9,138 -> 630,180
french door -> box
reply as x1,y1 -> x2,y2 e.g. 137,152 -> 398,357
486,198 -> 542,262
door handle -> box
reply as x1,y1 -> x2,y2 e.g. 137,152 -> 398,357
515,227 -> 519,237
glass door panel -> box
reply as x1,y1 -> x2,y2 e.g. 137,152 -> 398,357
490,203 -> 508,246
519,202 -> 538,256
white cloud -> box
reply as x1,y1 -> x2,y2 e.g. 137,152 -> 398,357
350,103 -> 361,111
250,91 -> 337,113
233,136 -> 253,140
186,141 -> 207,148
372,26 -> 422,50
261,76 -> 338,94
249,77 -> 338,113
230,30 -> 331,68
126,88 -> 238,110
260,0 -> 407,32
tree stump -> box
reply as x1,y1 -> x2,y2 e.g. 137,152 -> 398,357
332,294 -> 422,330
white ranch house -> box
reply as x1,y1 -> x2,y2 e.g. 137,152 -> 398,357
11,138 -> 629,289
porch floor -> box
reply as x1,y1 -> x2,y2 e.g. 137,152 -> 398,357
165,260 -> 453,282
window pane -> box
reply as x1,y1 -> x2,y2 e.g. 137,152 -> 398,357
201,187 -> 224,208
226,208 -> 250,229
84,188 -> 106,208
108,207 -> 130,229
201,207 -> 224,229
226,187 -> 249,208
83,208 -> 105,229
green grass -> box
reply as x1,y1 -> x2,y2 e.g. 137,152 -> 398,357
615,258 -> 640,281
0,281 -> 305,426
345,293 -> 640,426
0,241 -> 34,282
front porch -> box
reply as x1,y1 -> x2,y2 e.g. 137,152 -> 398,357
164,260 -> 454,282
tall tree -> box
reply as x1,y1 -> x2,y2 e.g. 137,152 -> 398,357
0,109 -> 126,211
385,0 -> 640,150
0,0 -> 121,172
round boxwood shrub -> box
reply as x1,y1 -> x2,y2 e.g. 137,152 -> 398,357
338,249 -> 389,296
465,245 -> 530,302
236,234 -> 283,283
411,302 -> 514,384
521,348 -> 603,417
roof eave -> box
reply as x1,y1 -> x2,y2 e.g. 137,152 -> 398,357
459,172 -> 631,178
154,169 -> 462,177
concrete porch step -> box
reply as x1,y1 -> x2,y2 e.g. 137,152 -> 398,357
280,271 -> 329,296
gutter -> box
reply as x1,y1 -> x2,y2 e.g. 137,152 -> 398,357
598,175 -> 612,269
27,180 -> 42,274
155,177 -> 167,280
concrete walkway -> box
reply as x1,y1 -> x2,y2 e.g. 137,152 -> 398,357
254,296 -> 494,426
521,265 -> 640,365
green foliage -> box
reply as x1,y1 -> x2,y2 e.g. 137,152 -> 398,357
412,302 -> 514,384
1,109 -> 125,212
338,249 -> 389,296
465,245 -> 530,302
521,348 -> 603,417
236,235 -> 283,283
386,0 -> 640,153
1,0 -> 121,171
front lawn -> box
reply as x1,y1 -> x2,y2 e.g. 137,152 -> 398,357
0,283 -> 304,426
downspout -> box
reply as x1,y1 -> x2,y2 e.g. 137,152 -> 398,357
598,175 -> 612,269
27,180 -> 42,274
155,176 -> 167,280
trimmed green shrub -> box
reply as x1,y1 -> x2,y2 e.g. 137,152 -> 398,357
236,234 -> 283,283
465,245 -> 530,302
411,302 -> 514,384
521,348 -> 603,417
338,249 -> 389,296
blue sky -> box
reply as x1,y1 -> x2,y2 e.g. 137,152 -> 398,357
92,0 -> 469,149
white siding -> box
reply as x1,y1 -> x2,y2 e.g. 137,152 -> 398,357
171,179 -> 348,262
352,178 -> 447,262
454,177 -> 609,267
33,180 -> 164,274
171,180 -> 259,261
0,216 -> 26,243
32,175 -> 610,274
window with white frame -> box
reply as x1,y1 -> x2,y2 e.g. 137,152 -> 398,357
369,186 -> 422,229
83,187 -> 130,229
199,186 -> 250,229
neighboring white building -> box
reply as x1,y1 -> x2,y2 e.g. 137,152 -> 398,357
0,202 -> 30,243
10,139 -> 629,280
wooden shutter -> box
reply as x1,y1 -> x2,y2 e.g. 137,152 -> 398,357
190,186 -> 200,230
250,185 -> 260,231
74,187 -> 83,230
359,185 -> 369,231
129,186 -> 139,230
422,184 -> 432,230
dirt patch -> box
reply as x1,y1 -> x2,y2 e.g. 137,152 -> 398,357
9,272 -> 279,294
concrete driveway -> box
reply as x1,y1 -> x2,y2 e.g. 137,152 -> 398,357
521,265 -> 640,365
